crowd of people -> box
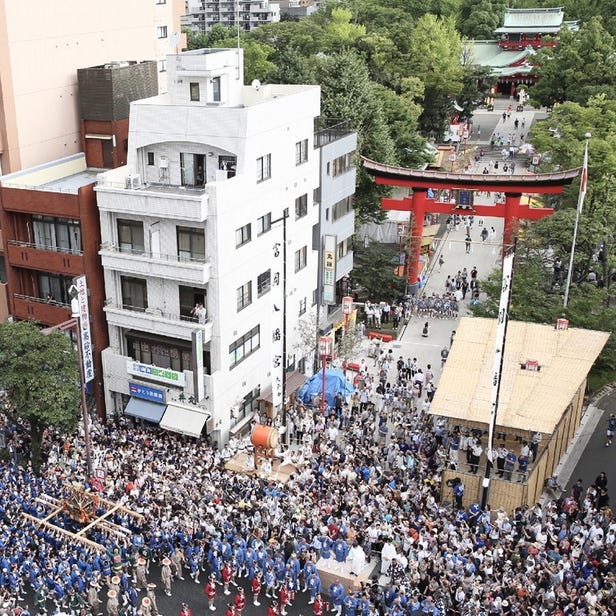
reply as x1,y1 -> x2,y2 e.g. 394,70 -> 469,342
0,340 -> 614,616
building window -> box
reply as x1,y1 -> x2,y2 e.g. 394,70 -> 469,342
127,334 -> 197,373
121,276 -> 148,312
158,59 -> 167,72
212,76 -> 221,102
157,25 -> 168,38
256,154 -> 271,182
156,0 -> 166,4
237,281 -> 252,312
332,196 -> 354,221
229,325 -> 260,369
294,245 -> 307,272
257,212 -> 272,236
179,286 -> 206,321
117,219 -> 145,254
295,193 -> 308,220
312,288 -> 318,306
177,226 -> 205,262
190,82 -> 200,101
147,152 -> 155,166
37,272 -> 73,305
32,215 -> 82,254
298,297 -> 307,316
233,387 -> 261,425
257,269 -> 271,297
313,187 -> 321,206
331,151 -> 355,177
337,238 -> 350,259
235,223 -> 252,247
295,139 -> 308,165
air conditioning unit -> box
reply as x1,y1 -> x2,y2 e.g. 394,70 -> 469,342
125,174 -> 142,189
158,156 -> 169,169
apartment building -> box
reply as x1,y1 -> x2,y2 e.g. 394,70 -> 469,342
183,0 -> 280,33
0,61 -> 160,415
95,49 -> 320,444
0,0 -> 184,321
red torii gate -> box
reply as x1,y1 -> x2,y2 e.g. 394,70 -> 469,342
363,157 -> 581,287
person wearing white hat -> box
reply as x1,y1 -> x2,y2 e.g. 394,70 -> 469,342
107,589 -> 119,616
141,595 -> 153,616
135,557 -> 148,590
87,581 -> 101,615
146,583 -> 160,616
161,557 -> 173,597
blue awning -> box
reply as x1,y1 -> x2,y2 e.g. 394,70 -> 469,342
124,397 -> 166,423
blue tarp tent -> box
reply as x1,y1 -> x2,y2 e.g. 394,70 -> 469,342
296,368 -> 355,406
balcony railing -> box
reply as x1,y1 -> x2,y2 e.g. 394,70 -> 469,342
107,301 -> 209,325
8,240 -> 83,256
100,243 -> 206,264
314,119 -> 354,148
14,293 -> 71,308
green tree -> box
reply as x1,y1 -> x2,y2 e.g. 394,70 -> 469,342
471,249 -> 615,376
372,79 -> 430,168
322,7 -> 366,50
530,18 -> 616,107
409,15 -> 464,136
352,241 -> 406,300
0,321 -> 80,471
316,50 -> 397,221
458,0 -> 507,39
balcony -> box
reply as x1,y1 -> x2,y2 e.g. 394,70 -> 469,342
96,177 -> 209,223
99,244 -> 211,285
7,241 -> 84,275
12,294 -> 71,324
104,302 -> 213,342
314,119 -> 354,149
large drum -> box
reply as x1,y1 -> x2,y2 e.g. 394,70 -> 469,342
251,425 -> 279,450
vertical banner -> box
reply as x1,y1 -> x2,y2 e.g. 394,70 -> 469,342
487,252 -> 514,452
192,329 -> 205,402
74,275 -> 94,383
271,239 -> 284,410
322,234 -> 337,304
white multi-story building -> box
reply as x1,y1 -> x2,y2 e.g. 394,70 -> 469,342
183,0 -> 280,33
95,48 -> 320,444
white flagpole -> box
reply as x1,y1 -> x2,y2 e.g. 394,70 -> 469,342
563,133 -> 591,308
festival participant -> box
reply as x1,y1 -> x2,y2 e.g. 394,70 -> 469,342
106,590 -> 119,616
179,602 -> 193,616
161,557 -> 173,597
233,587 -> 246,616
313,593 -> 326,616
251,571 -> 262,606
146,583 -> 160,616
205,574 -> 218,611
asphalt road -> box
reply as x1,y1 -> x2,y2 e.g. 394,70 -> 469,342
565,392 -> 616,494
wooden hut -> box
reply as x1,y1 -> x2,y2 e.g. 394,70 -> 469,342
429,317 -> 609,513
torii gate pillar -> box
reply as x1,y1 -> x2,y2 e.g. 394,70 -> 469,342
407,189 -> 428,289
504,192 -> 523,250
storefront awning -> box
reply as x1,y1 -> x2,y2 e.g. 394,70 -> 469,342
258,371 -> 306,404
160,403 -> 209,438
124,397 -> 166,423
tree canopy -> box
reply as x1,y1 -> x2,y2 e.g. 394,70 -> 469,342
0,320 -> 81,471
530,18 -> 616,108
